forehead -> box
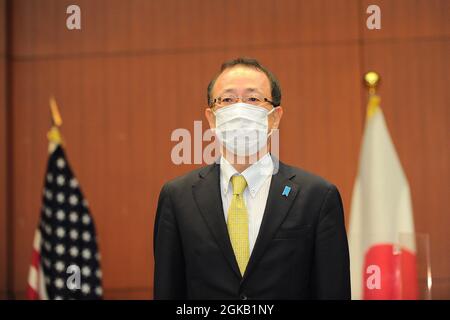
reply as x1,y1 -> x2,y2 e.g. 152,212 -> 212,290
212,65 -> 271,96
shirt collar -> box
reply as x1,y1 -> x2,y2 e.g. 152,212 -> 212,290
220,153 -> 274,198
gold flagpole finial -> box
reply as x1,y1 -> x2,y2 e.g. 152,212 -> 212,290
364,71 -> 381,119
364,71 -> 380,95
49,96 -> 63,127
48,96 -> 64,147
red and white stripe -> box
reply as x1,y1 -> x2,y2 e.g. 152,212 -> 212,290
27,230 -> 48,300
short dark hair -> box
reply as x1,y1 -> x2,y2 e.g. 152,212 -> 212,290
207,57 -> 282,107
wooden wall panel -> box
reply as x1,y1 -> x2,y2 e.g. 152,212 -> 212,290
360,0 -> 450,39
10,0 -> 360,57
5,0 -> 450,299
0,0 -> 8,300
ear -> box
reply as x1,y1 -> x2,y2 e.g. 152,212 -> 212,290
205,107 -> 216,129
270,106 -> 283,129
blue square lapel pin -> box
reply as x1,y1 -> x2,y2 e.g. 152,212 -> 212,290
282,186 -> 291,197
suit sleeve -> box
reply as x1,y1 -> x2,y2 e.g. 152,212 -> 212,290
153,183 -> 186,299
311,185 -> 351,299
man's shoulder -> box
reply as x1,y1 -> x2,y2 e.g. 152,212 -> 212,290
161,163 -> 216,192
279,161 -> 337,192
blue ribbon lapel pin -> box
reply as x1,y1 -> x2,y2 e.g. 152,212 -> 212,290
282,186 -> 291,197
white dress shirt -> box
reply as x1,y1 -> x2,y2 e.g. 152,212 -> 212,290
220,153 -> 274,254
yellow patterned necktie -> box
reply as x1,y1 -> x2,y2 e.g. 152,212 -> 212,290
227,175 -> 250,276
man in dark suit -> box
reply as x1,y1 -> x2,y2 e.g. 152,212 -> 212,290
153,58 -> 350,300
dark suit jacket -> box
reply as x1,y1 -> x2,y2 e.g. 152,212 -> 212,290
153,160 -> 351,300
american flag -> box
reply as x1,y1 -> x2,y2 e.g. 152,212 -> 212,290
27,142 -> 103,300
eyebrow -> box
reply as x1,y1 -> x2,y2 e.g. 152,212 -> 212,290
219,88 -> 264,95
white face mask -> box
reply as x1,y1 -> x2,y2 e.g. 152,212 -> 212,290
213,103 -> 275,156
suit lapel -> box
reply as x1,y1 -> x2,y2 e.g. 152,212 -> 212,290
242,161 -> 300,282
192,164 -> 241,278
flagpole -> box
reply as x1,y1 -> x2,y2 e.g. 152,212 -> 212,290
364,71 -> 380,95
364,71 -> 381,119
49,96 -> 63,127
47,96 -> 64,149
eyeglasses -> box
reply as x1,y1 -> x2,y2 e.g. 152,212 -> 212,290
210,94 -> 275,109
